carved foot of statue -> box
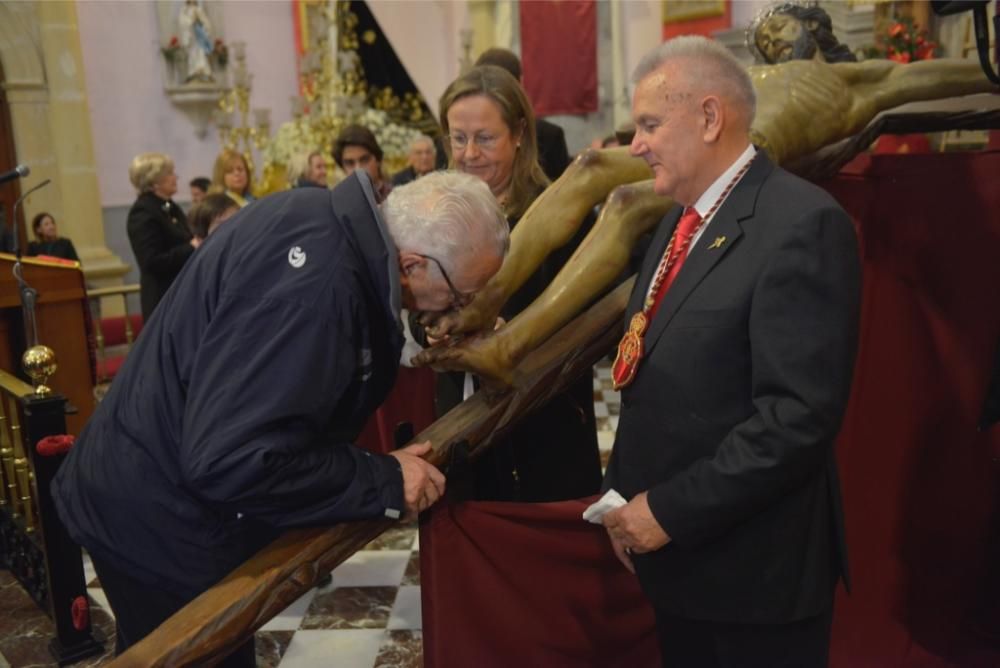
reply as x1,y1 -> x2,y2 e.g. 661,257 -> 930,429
411,327 -> 515,387
416,280 -> 505,339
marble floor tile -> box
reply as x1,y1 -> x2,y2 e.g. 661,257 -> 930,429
256,630 -> 294,668
400,552 -> 420,586
301,587 -> 396,630
386,586 -> 421,630
373,630 -> 422,668
259,588 -> 316,631
594,401 -> 610,418
332,551 -> 410,588
364,524 -> 417,551
277,629 -> 385,668
598,430 -> 616,450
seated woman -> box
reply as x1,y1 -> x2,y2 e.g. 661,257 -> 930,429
210,149 -> 255,207
187,193 -> 240,241
27,212 -> 80,262
127,151 -> 199,320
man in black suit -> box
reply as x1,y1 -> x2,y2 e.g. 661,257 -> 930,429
475,48 -> 570,180
601,35 -> 861,667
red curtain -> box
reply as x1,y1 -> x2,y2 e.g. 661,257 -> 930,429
419,150 -> 1000,667
420,498 -> 660,667
520,1 -> 598,116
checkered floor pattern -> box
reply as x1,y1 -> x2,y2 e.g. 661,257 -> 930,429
0,363 -> 621,667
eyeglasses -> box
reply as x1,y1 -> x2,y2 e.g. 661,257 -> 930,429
447,132 -> 501,152
416,253 -> 475,308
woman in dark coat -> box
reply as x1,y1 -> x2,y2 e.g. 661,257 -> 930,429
126,152 -> 199,320
428,65 -> 602,502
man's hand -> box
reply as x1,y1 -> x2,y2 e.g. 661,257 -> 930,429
605,528 -> 635,574
602,491 -> 671,557
388,441 -> 446,519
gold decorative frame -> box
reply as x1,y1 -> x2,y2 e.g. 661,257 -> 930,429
662,0 -> 726,24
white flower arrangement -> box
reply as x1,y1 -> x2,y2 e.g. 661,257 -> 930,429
263,106 -> 423,175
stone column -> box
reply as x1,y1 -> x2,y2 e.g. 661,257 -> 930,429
1,0 -> 128,284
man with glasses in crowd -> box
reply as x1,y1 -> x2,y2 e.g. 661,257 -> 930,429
52,170 -> 509,667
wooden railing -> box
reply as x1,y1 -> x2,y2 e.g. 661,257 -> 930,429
0,369 -> 104,664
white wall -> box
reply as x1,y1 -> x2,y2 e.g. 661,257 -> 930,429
76,0 -> 298,207
368,0 -> 467,118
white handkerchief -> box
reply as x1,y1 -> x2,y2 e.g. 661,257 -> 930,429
582,489 -> 627,524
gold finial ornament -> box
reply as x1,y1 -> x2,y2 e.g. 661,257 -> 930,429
22,345 -> 57,396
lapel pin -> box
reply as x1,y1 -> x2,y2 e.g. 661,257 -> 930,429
708,236 -> 726,250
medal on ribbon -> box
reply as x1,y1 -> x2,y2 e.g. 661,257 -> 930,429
612,312 -> 649,390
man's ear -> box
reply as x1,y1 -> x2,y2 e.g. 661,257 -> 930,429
804,18 -> 819,33
701,95 -> 724,142
398,251 -> 423,276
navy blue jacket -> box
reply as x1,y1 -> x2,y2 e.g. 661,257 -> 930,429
53,174 -> 405,597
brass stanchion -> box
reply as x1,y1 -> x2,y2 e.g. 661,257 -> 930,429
0,402 -> 18,516
6,396 -> 35,533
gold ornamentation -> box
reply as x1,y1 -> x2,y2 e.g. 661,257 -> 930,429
709,236 -> 726,249
22,345 -> 57,396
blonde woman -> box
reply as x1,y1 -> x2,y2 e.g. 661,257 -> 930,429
210,148 -> 255,207
286,150 -> 328,189
127,152 -> 198,319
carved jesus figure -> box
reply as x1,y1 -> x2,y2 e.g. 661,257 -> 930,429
413,55 -> 996,384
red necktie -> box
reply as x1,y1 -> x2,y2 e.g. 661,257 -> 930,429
647,207 -> 702,320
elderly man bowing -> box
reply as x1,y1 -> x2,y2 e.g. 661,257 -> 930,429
52,171 -> 508,666
601,36 -> 860,667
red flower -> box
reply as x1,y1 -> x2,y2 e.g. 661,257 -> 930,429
889,23 -> 905,37
889,52 -> 911,63
169,35 -> 179,46
917,35 -> 925,46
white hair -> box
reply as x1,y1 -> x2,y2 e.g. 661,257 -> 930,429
409,134 -> 436,153
382,171 -> 509,271
286,150 -> 322,184
632,35 -> 756,126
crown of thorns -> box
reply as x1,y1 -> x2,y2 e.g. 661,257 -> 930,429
744,0 -> 819,63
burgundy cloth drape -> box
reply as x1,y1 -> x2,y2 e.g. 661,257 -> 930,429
355,366 -> 436,454
420,498 -> 659,667
821,150 -> 1000,666
419,150 -> 1000,666
520,1 -> 598,115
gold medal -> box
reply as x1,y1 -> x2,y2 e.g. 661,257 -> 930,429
612,313 -> 649,390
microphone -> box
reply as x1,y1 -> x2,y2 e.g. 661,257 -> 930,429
0,164 -> 30,186
11,178 -> 51,258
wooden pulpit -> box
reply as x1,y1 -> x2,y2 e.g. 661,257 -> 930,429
0,253 -> 94,434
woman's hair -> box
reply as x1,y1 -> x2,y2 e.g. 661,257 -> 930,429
439,65 -> 548,220
287,150 -> 323,185
383,170 -> 509,274
188,193 -> 239,239
128,152 -> 175,193
31,212 -> 54,239
210,148 -> 253,196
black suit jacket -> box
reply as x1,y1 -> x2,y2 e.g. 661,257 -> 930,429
536,118 -> 570,181
126,192 -> 193,320
604,153 -> 861,624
